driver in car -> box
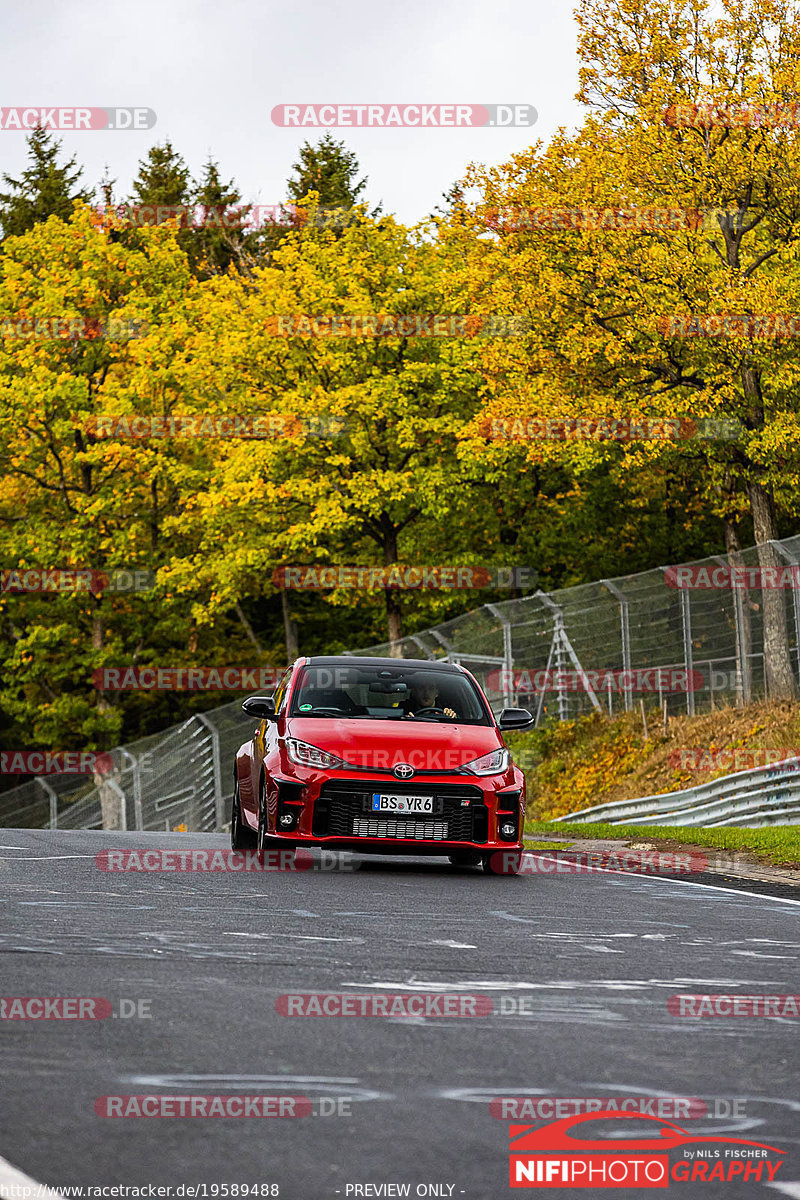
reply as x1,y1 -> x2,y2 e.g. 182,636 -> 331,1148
402,678 -> 457,719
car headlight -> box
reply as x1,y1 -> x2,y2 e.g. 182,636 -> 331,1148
285,738 -> 349,770
458,748 -> 509,776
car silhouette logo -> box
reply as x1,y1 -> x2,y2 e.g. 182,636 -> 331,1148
509,1111 -> 785,1155
394,763 -> 415,779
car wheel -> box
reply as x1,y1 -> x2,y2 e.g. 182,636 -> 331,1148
231,778 -> 257,850
257,775 -> 269,852
448,852 -> 483,868
482,850 -> 522,876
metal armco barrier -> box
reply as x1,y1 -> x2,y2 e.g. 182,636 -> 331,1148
554,758 -> 800,828
0,706 -> 253,834
4,532 -> 800,831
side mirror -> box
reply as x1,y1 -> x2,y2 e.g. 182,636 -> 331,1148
498,707 -> 534,731
242,695 -> 276,720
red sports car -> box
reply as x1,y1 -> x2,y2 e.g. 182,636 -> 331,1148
231,656 -> 532,874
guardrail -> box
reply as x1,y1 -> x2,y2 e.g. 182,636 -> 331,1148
553,757 -> 800,828
0,705 -> 253,834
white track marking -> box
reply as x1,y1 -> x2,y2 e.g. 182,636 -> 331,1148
0,855 -> 96,861
766,1185 -> 800,1198
0,1150 -> 62,1198
526,854 -> 800,909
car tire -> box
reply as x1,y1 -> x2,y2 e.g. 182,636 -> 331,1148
231,778 -> 257,850
482,850 -> 522,876
448,852 -> 483,868
257,776 -> 269,852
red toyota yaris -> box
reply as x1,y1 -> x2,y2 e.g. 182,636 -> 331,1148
231,656 -> 533,873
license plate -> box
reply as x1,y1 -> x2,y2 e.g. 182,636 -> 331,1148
372,793 -> 434,815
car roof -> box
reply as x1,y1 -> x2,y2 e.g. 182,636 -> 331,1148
302,655 -> 463,673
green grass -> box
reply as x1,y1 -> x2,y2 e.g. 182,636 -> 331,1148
524,820 -> 800,869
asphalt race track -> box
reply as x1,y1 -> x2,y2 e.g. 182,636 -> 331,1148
1,830 -> 799,1199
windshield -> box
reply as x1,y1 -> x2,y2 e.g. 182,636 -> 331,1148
288,664 -> 491,724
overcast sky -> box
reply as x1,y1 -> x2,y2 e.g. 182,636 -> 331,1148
1,0 -> 585,225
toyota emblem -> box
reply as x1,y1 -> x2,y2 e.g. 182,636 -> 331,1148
394,762 -> 415,780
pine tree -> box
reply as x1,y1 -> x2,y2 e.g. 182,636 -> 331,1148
192,158 -> 250,276
131,140 -> 191,208
127,139 -> 193,257
0,128 -> 90,239
260,135 -> 371,256
286,133 -> 367,208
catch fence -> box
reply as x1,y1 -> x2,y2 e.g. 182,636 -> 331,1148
3,535 -> 800,831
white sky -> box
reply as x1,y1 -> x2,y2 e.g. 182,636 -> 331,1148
0,0 -> 585,225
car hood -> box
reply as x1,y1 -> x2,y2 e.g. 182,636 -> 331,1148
285,716 -> 501,773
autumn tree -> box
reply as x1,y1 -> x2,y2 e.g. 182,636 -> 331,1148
452,0 -> 800,698
148,213 -> 494,655
0,206 -> 202,747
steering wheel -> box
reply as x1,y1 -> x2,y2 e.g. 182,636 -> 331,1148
411,706 -> 447,717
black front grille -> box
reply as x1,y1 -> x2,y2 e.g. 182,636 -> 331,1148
313,779 -> 487,843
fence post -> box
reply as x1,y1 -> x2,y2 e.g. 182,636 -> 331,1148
680,589 -> 695,716
732,585 -> 749,707
713,553 -> 750,706
773,541 -> 800,687
118,748 -> 141,832
602,580 -> 632,712
38,777 -> 57,829
486,603 -> 513,709
196,713 -> 225,831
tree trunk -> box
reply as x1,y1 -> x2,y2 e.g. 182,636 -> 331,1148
281,590 -> 299,662
385,590 -> 404,657
92,605 -> 113,718
747,480 -> 796,699
91,606 -> 121,828
96,768 -> 124,830
382,517 -> 403,656
236,600 -> 263,655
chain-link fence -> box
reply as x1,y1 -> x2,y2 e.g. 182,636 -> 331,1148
3,535 -> 800,831
352,537 -> 800,723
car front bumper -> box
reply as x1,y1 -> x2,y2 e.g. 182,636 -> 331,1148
265,768 -> 525,852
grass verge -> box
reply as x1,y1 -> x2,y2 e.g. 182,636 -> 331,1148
525,820 -> 800,870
